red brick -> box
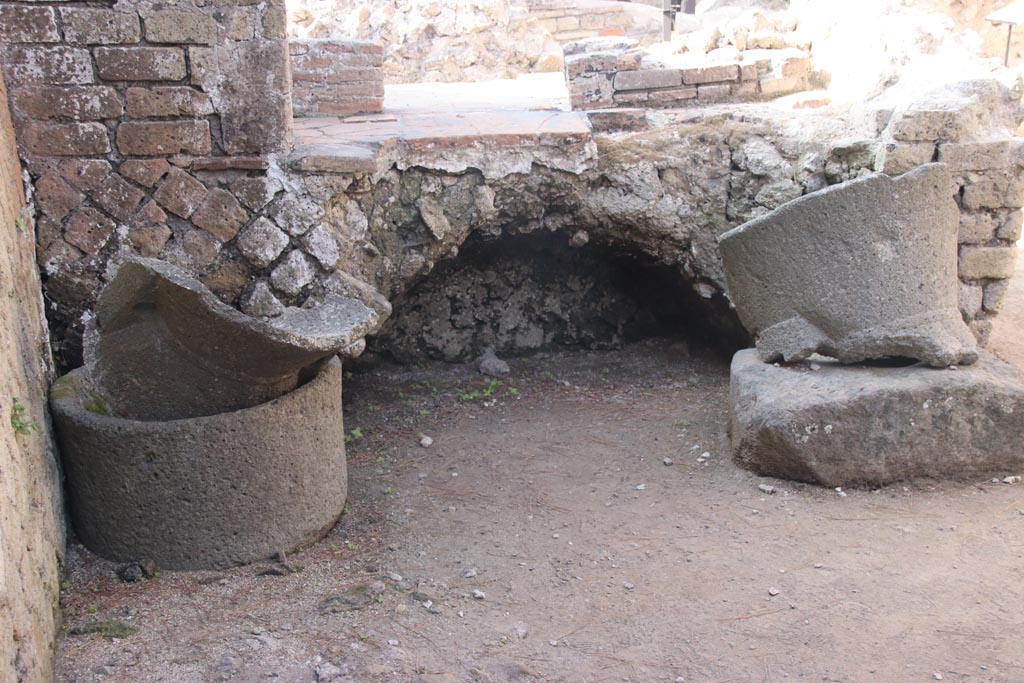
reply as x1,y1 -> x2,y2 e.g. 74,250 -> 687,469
22,122 -> 111,156
12,85 -> 122,121
2,46 -> 93,85
91,174 -> 145,221
682,64 -> 739,85
153,168 -> 207,218
64,206 -> 116,254
116,120 -> 211,156
128,224 -> 171,257
130,200 -> 168,229
95,47 -> 186,81
0,6 -> 59,43
182,229 -> 220,266
61,9 -> 140,45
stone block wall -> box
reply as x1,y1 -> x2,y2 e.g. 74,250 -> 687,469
564,38 -> 813,110
525,0 -> 635,43
290,39 -> 385,117
0,0 -> 295,367
866,83 -> 1024,344
0,74 -> 64,683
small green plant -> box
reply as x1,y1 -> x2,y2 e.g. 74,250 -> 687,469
330,544 -> 339,552
344,427 -> 364,443
87,605 -> 98,614
460,379 -> 501,402
345,541 -> 355,551
506,387 -> 519,396
82,395 -> 111,416
14,214 -> 27,235
375,593 -> 384,604
10,398 -> 38,436
542,369 -> 555,381
419,409 -> 430,416
383,486 -> 393,495
688,374 -> 700,386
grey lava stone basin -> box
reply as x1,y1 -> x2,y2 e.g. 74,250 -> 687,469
50,356 -> 347,570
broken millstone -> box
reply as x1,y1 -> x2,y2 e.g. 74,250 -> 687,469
718,164 -> 977,367
84,257 -> 380,420
729,349 -> 1024,487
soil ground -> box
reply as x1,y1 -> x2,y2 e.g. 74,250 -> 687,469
57,263 -> 1024,683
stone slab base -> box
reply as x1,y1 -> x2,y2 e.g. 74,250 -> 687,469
729,349 -> 1024,487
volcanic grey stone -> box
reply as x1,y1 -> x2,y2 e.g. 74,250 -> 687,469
718,164 -> 978,367
51,356 -> 348,569
85,258 -> 377,420
729,349 -> 1024,487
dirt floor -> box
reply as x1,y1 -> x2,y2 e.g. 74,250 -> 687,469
56,270 -> 1024,683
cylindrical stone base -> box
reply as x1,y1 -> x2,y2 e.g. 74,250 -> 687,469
51,357 -> 346,570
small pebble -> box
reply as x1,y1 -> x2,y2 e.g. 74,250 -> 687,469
635,484 -> 646,491
663,458 -> 674,466
419,435 -> 433,448
758,484 -> 776,494
768,587 -> 780,596
463,568 -> 477,579
472,589 -> 486,600
810,362 -> 821,371
623,582 -> 635,590
1003,475 -> 1021,484
387,639 -> 399,646
933,674 -> 943,681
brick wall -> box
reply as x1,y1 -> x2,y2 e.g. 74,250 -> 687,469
0,72 -> 64,683
290,39 -> 384,117
565,38 -> 813,110
0,0 -> 294,367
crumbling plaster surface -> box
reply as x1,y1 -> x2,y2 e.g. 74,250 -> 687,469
0,77 -> 64,683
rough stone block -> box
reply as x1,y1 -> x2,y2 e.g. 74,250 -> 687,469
958,246 -> 1017,280
957,210 -> 1000,244
759,74 -> 805,97
119,158 -> 169,187
997,210 -> 1023,241
719,164 -> 978,367
961,171 -> 1024,210
126,87 -> 213,117
152,168 -> 207,219
564,53 -> 616,78
59,159 -> 111,192
938,140 -> 1012,171
729,349 -> 1024,487
958,282 -> 982,318
144,10 -> 216,44
128,223 -> 171,257
230,175 -> 279,211
983,280 -> 1009,313
22,122 -> 110,156
235,216 -> 287,269
91,174 -> 144,221
874,141 -> 934,176
3,46 -> 93,85
270,249 -> 316,296
190,41 -> 291,154
12,85 -> 122,121
36,171 -> 84,220
682,64 -> 739,85
614,68 -> 682,91
116,121 -> 211,156
300,225 -> 340,269
697,83 -> 733,101
779,55 -> 811,77
889,104 -> 973,143
191,188 -> 248,242
0,6 -> 60,43
64,206 -> 115,254
95,47 -> 186,81
61,9 -> 140,44
739,62 -> 758,81
567,72 -> 614,107
182,229 -> 220,266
